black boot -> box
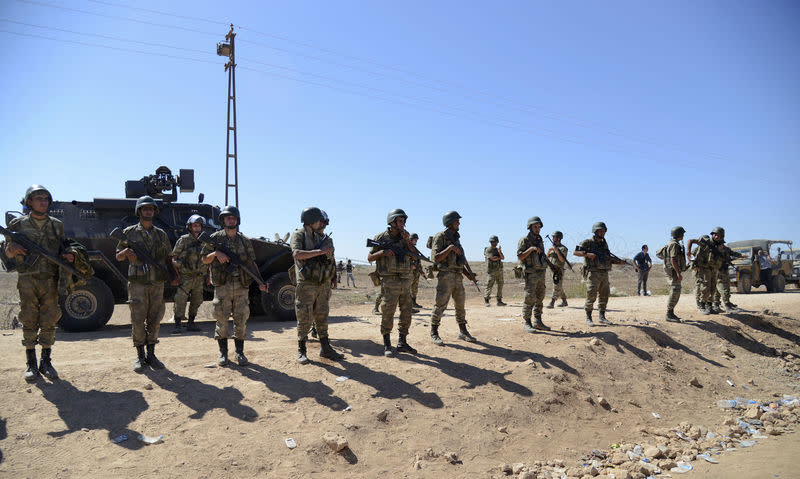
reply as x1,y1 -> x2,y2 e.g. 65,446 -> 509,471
297,340 -> 309,364
320,336 -> 344,360
171,317 -> 183,335
372,306 -> 381,315
133,345 -> 146,373
665,309 -> 682,323
24,348 -> 39,383
234,339 -> 248,366
558,299 -> 568,307
533,316 -> 551,331
585,311 -> 596,327
217,339 -> 229,366
186,315 -> 201,332
457,323 -> 476,343
597,311 -> 611,325
146,344 -> 165,369
546,298 -> 555,309
412,299 -> 423,309
523,319 -> 536,333
396,334 -> 417,354
383,334 -> 394,357
39,348 -> 58,380
496,298 -> 506,306
430,324 -> 444,346
484,298 -> 490,307
700,302 -> 712,315
710,303 -> 722,314
724,302 -> 739,312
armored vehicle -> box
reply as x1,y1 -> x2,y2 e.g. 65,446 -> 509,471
727,239 -> 797,293
1,167 -> 295,331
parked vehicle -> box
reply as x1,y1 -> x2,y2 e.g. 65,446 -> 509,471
727,239 -> 796,293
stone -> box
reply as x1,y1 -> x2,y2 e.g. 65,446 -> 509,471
607,469 -> 630,479
512,463 -> 526,474
322,432 -> 348,452
412,461 -> 421,470
643,446 -> 662,459
744,406 -> 761,419
597,397 -> 610,407
376,409 -> 389,422
519,472 -> 536,479
689,377 -> 701,387
589,338 -> 601,346
498,426 -> 508,433
609,451 -> 627,465
499,463 -> 512,473
443,451 -> 458,464
765,425 -> 782,436
657,459 -> 676,470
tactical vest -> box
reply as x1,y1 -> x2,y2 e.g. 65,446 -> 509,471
485,246 -> 503,273
116,223 -> 170,284
203,230 -> 255,287
371,229 -> 412,277
547,244 -> 568,269
663,239 -> 687,273
172,234 -> 206,277
7,215 -> 64,279
578,237 -> 612,272
290,228 -> 335,284
518,233 -> 547,272
432,230 -> 463,273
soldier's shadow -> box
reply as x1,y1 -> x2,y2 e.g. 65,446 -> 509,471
143,369 -> 257,421
404,352 -> 533,397
235,363 -> 348,411
628,325 -> 724,366
568,330 -> 655,363
726,312 -> 800,346
35,380 -> 147,449
446,341 -> 580,376
683,318 -> 781,358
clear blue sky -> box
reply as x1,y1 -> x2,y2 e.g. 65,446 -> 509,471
1,0 -> 798,263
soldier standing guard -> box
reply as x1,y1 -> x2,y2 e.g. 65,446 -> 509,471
115,195 -> 175,372
291,207 -> 343,364
429,211 -> 477,345
688,230 -> 724,315
170,214 -> 206,333
4,185 -> 75,381
201,206 -> 267,366
368,209 -> 417,356
546,231 -> 569,309
574,222 -> 627,327
517,217 -> 550,332
712,227 -> 742,312
484,235 -> 505,307
663,226 -> 688,322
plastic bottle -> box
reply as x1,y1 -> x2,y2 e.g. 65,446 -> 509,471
717,399 -> 737,408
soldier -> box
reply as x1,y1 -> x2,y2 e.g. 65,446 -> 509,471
429,211 -> 477,345
345,259 -> 356,288
368,209 -> 417,356
484,235 -> 506,307
711,227 -> 742,312
170,214 -> 206,334
291,207 -> 343,364
336,260 -> 344,284
546,231 -> 569,309
688,230 -> 724,315
574,222 -> 627,326
663,227 -> 688,322
517,217 -> 550,332
4,185 -> 75,381
201,206 -> 267,366
115,195 -> 175,372
409,233 -> 424,309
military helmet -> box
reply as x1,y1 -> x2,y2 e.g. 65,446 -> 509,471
671,226 -> 686,239
410,233 -> 419,240
321,210 -> 330,225
592,221 -> 607,233
300,207 -> 324,225
552,230 -> 563,239
527,216 -> 543,228
219,205 -> 240,224
387,208 -> 408,225
23,185 -> 53,207
489,235 -> 499,242
442,211 -> 461,227
186,214 -> 206,228
711,226 -> 725,237
135,196 -> 158,216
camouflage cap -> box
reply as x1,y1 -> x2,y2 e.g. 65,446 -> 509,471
552,230 -> 563,239
592,221 -> 607,233
442,211 -> 461,227
671,226 -> 686,239
489,235 -> 499,242
527,216 -> 543,228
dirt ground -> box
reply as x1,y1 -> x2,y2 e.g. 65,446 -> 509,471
1,266 -> 799,478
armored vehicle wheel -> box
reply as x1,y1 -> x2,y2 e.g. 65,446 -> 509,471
265,272 -> 295,321
737,274 -> 751,294
59,277 -> 114,332
772,274 -> 786,293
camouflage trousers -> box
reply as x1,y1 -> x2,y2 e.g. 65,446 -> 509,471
379,276 -> 413,335
430,271 -> 466,327
411,271 -> 420,301
550,268 -> 567,301
667,270 -> 682,310
694,268 -> 717,304
485,270 -> 504,301
18,274 -> 60,349
713,269 -> 732,304
295,280 -> 331,340
212,282 -> 249,340
173,274 -> 204,320
523,270 -> 546,319
128,282 -> 165,346
584,270 -> 610,313
375,284 -> 384,310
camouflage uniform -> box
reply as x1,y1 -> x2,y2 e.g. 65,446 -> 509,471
664,239 -> 687,311
291,228 -> 335,340
370,228 -> 413,336
484,246 -> 504,303
172,233 -> 206,324
577,236 -> 613,315
518,233 -> 547,321
548,244 -> 569,303
116,224 -> 171,346
410,257 -> 422,305
692,236 -> 721,310
430,230 -> 467,328
202,230 -> 256,340
713,245 -> 742,307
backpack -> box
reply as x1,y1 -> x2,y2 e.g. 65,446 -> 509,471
656,244 -> 668,261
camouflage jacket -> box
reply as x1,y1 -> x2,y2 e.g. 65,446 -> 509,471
719,245 -> 743,269
5,214 -> 64,279
370,228 -> 412,277
291,227 -> 335,284
201,230 -> 256,287
518,232 -> 547,272
432,229 -> 463,273
547,244 -> 569,270
484,246 -> 503,273
172,233 -> 206,277
691,236 -> 721,270
664,239 -> 687,273
115,223 -> 171,284
577,236 -> 612,272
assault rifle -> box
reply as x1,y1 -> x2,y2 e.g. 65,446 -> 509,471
365,238 -> 431,263
575,243 -> 632,267
197,232 -> 266,286
545,234 -> 574,272
110,227 -> 185,292
444,230 -> 481,293
0,224 -> 89,279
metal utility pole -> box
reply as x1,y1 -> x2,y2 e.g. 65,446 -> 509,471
217,24 -> 238,208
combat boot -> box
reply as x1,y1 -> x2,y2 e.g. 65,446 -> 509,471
310,326 -> 318,339
297,340 -> 309,365
700,303 -> 712,315
597,311 -> 611,325
546,298 -> 555,309
412,307 -> 421,314
383,334 -> 394,357
430,324 -> 444,346
186,315 -> 201,332
496,298 -> 506,306
558,299 -> 568,307
24,349 -> 39,383
217,339 -> 229,366
724,302 -> 739,312
523,319 -> 536,333
320,337 -> 344,360
396,334 -> 417,354
457,323 -> 477,343
146,344 -> 165,369
665,309 -> 682,323
710,303 -> 722,314
372,306 -> 381,315
171,317 -> 182,334
38,348 -> 58,380
533,316 -> 551,331
484,298 -> 490,307
234,339 -> 248,366
585,311 -> 596,327
412,299 -> 423,309
133,345 -> 146,373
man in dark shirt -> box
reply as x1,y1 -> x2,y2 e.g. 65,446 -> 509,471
633,245 -> 652,296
